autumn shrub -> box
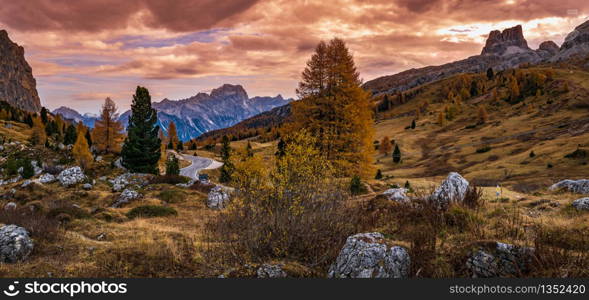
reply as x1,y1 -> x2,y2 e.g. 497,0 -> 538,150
205,130 -> 357,269
530,225 -> 589,277
0,209 -> 61,242
157,190 -> 187,203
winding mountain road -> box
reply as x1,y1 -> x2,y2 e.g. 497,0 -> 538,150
171,151 -> 223,180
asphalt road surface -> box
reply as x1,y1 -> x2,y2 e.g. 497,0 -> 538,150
178,153 -> 219,180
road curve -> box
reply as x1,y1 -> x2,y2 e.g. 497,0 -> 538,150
174,152 -> 222,180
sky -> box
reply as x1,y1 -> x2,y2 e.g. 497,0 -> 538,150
1,0 -> 588,114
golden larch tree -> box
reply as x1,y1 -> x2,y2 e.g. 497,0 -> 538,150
289,38 -> 374,177
72,126 -> 93,169
31,115 -> 46,145
93,97 -> 125,154
478,106 -> 489,124
167,121 -> 179,150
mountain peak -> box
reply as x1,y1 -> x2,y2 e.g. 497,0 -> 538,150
210,84 -> 248,99
481,25 -> 529,55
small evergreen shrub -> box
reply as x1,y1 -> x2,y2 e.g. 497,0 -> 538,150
476,146 -> 491,153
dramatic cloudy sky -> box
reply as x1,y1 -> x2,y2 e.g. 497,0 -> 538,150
1,0 -> 588,113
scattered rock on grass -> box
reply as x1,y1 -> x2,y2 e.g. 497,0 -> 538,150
257,264 -> 287,278
466,242 -> 534,278
572,197 -> 589,211
207,185 -> 233,209
431,172 -> 470,208
549,179 -> 589,194
0,225 -> 34,263
57,167 -> 86,187
111,189 -> 142,208
382,188 -> 409,203
38,173 -> 56,184
328,232 -> 410,278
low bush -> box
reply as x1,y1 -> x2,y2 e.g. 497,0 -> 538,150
475,145 -> 492,153
157,190 -> 187,203
149,175 -> 191,185
190,181 -> 215,193
126,205 -> 178,219
0,209 -> 61,242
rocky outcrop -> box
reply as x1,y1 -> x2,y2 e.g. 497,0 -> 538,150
256,264 -> 287,278
431,172 -> 470,208
0,225 -> 34,263
466,242 -> 534,278
481,25 -> 529,55
328,232 -> 410,278
549,179 -> 589,194
538,41 -> 560,56
382,188 -> 409,203
57,167 -> 86,187
0,30 -> 41,112
572,198 -> 589,211
551,20 -> 589,62
207,185 -> 233,209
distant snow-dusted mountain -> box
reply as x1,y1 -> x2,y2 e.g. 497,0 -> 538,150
54,84 -> 291,141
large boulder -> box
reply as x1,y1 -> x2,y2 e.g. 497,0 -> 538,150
382,188 -> 409,203
256,264 -> 287,278
328,232 -> 410,278
207,185 -> 233,209
0,225 -> 34,263
572,198 -> 589,211
549,179 -> 589,194
57,167 -> 86,187
466,242 -> 534,278
111,189 -> 142,208
431,172 -> 470,208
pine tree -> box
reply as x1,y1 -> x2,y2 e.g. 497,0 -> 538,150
72,127 -> 93,169
350,175 -> 364,195
392,144 -> 401,163
219,135 -> 233,183
93,97 -> 124,153
487,68 -> 494,80
375,169 -> 383,180
85,129 -> 92,147
121,86 -> 161,174
40,107 -> 48,124
30,116 -> 46,146
177,141 -> 184,151
21,159 -> 34,179
411,119 -> 416,129
165,154 -> 180,176
290,38 -> 374,177
64,123 -> 77,145
168,121 -> 179,150
275,138 -> 286,158
24,114 -> 33,128
380,136 -> 392,156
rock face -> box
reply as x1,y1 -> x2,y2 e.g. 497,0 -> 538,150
481,25 -> 529,55
328,232 -> 410,278
466,242 -> 534,278
538,41 -> 560,56
0,225 -> 34,263
0,30 -> 41,112
57,167 -> 86,187
431,172 -> 470,208
549,179 -> 589,194
207,185 -> 232,209
382,188 -> 409,203
551,20 -> 589,62
572,198 -> 589,211
256,264 -> 287,278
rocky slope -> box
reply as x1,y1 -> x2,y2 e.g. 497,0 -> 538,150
55,84 -> 291,141
363,21 -> 589,95
0,30 -> 41,112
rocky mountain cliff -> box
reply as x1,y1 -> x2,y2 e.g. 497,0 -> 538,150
0,30 -> 41,112
363,21 -> 589,95
55,84 -> 291,141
